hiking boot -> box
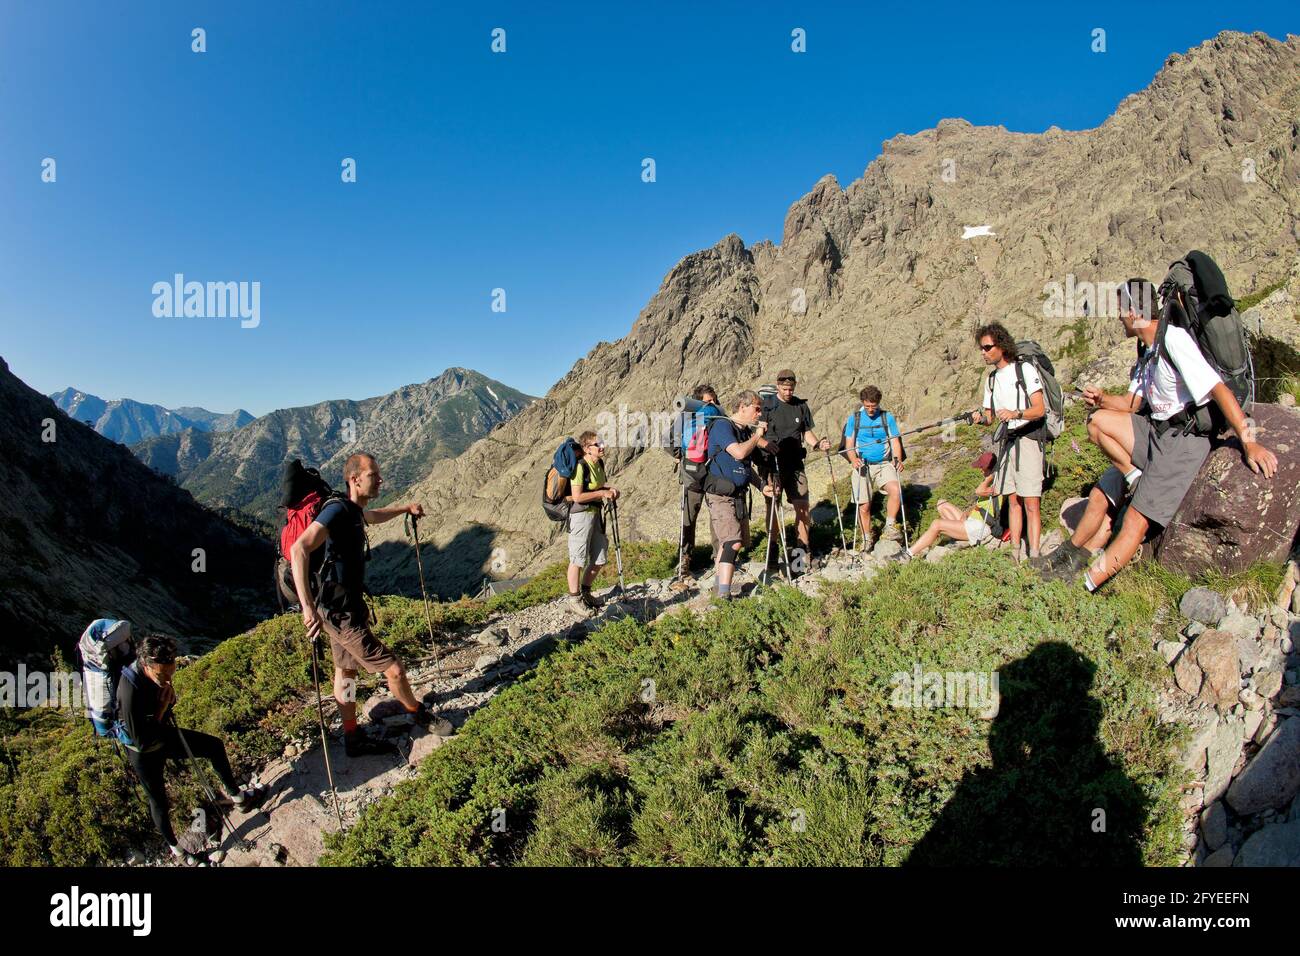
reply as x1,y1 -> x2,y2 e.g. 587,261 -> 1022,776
228,782 -> 270,813
566,594 -> 595,618
408,704 -> 454,736
1039,542 -> 1092,583
580,588 -> 604,609
891,550 -> 914,564
883,523 -> 902,542
344,731 -> 399,758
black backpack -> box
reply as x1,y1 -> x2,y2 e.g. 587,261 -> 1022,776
1151,251 -> 1255,435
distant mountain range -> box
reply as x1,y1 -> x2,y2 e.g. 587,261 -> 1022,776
49,388 -> 254,444
3,360 -> 275,666
131,368 -> 536,523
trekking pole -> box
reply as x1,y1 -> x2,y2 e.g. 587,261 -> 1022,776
165,712 -> 242,850
824,450 -> 848,553
675,483 -> 687,583
403,513 -> 444,680
775,497 -> 793,584
306,630 -> 346,831
896,460 -> 912,553
843,411 -> 977,453
606,499 -> 627,594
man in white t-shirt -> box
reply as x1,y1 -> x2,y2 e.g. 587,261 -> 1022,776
970,322 -> 1046,561
1042,277 -> 1277,591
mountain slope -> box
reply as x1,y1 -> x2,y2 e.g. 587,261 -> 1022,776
49,387 -> 253,444
366,31 -> 1300,598
2,360 -> 275,666
132,368 -> 536,522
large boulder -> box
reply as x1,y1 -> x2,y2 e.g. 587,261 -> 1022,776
1156,404 -> 1300,576
1225,716 -> 1300,815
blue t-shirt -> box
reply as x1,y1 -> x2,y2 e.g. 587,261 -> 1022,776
707,420 -> 757,490
843,409 -> 899,464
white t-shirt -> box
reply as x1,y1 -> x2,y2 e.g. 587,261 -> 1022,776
1128,326 -> 1222,421
984,361 -> 1043,433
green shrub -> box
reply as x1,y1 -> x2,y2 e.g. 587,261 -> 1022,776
323,549 -> 1186,867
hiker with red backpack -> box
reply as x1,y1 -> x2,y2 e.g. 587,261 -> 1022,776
970,323 -> 1050,563
667,384 -> 722,582
288,452 -> 449,757
1037,270 -> 1276,590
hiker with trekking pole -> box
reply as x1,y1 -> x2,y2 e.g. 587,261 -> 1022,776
289,452 -> 452,763
665,385 -> 722,584
841,385 -> 904,552
756,370 -> 832,578
969,322 -> 1054,564
688,389 -> 775,610
111,633 -> 266,864
561,430 -> 619,619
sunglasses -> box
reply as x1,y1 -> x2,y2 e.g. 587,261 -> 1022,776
777,379 -> 796,385
979,344 -> 996,352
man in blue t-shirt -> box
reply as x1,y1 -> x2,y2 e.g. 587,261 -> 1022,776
697,389 -> 773,603
843,385 -> 903,548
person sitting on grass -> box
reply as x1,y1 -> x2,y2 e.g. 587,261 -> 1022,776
894,452 -> 1000,562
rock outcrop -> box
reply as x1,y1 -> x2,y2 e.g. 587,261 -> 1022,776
1157,404 -> 1300,575
364,32 -> 1300,597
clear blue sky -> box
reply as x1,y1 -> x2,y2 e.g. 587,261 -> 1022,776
1,1 -> 1294,416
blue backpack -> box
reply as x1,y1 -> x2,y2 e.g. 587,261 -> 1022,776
78,619 -> 134,737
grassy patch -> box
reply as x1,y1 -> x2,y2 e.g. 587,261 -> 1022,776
1236,279 -> 1286,313
323,549 -> 1187,867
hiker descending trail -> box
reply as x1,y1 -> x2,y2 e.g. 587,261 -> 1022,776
79,625 -> 268,865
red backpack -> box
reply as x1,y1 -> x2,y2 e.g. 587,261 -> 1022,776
275,460 -> 345,607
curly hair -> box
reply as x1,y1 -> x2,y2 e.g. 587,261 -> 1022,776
974,322 -> 1018,361
859,385 -> 882,404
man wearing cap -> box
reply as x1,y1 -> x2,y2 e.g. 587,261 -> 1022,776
757,369 -> 831,571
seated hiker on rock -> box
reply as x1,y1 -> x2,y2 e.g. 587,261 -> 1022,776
843,385 -> 904,550
969,322 -> 1046,563
565,430 -> 618,619
291,452 -> 451,757
1044,277 -> 1277,591
116,633 -> 266,861
894,452 -> 999,562
695,389 -> 775,606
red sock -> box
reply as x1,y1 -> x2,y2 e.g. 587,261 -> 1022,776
343,718 -> 357,734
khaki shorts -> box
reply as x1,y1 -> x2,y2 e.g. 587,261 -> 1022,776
705,492 -> 750,552
568,508 -> 608,568
322,605 -> 398,675
1094,413 -> 1210,528
963,515 -> 992,544
851,461 -> 900,504
993,434 -> 1044,498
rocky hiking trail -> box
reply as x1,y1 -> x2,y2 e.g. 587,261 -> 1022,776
161,532 -> 1300,868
